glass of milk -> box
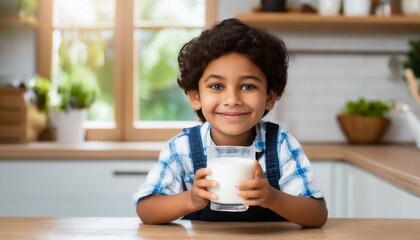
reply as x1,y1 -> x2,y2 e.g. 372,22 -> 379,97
206,145 -> 255,212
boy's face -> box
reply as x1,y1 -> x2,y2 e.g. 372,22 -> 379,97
187,52 -> 276,146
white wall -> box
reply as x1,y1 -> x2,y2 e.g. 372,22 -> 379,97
0,27 -> 36,86
219,0 -> 420,143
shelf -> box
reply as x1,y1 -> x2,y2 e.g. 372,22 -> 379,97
0,16 -> 38,28
237,12 -> 420,32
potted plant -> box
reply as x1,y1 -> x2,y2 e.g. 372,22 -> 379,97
27,75 -> 54,141
403,39 -> 420,102
404,39 -> 420,80
51,66 -> 99,144
337,98 -> 391,144
401,39 -> 420,148
30,75 -> 50,113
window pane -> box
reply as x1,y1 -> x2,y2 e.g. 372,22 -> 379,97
136,0 -> 205,26
134,0 -> 206,123
52,0 -> 116,123
51,30 -> 115,122
135,29 -> 200,121
53,0 -> 115,26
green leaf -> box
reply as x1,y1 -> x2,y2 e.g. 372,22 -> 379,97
404,39 -> 420,79
343,98 -> 390,117
55,65 -> 99,110
30,75 -> 51,112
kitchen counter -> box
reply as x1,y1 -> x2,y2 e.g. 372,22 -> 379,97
304,144 -> 420,197
0,217 -> 419,239
0,142 -> 419,196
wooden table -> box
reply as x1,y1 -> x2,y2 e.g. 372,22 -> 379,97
0,217 -> 419,239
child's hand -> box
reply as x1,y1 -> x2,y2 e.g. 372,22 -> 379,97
190,168 -> 218,210
236,160 -> 276,208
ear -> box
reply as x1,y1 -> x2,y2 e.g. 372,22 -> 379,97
187,90 -> 202,110
265,90 -> 277,111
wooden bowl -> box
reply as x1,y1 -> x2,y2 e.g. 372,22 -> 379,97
337,115 -> 391,144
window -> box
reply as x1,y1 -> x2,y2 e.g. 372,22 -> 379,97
37,0 -> 217,141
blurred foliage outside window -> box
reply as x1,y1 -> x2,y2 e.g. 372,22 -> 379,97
52,30 -> 114,121
52,0 -> 205,123
136,0 -> 205,121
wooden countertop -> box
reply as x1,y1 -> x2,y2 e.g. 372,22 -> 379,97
0,142 -> 419,196
0,217 -> 419,239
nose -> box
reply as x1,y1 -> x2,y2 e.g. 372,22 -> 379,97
223,88 -> 242,106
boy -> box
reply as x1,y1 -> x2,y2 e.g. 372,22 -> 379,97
134,18 -> 328,227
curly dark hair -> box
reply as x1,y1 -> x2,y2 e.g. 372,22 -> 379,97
177,18 -> 289,122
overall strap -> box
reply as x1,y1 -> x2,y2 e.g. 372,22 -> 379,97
184,125 -> 206,173
182,125 -> 208,220
265,122 -> 281,190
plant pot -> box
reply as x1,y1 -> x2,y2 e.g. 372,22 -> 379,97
261,0 -> 287,12
55,109 -> 87,144
337,114 -> 390,144
317,0 -> 342,16
343,0 -> 371,16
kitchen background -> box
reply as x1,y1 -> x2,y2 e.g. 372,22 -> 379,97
1,0 -> 420,219
1,0 -> 420,143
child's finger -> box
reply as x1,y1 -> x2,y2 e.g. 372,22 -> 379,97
195,168 -> 211,180
195,178 -> 218,188
193,188 -> 218,201
253,160 -> 265,179
237,189 -> 262,199
236,179 -> 267,195
195,168 -> 218,189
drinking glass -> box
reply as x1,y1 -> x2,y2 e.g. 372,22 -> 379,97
206,146 -> 255,212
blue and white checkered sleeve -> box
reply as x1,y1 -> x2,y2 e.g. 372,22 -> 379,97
133,142 -> 185,203
278,131 -> 324,199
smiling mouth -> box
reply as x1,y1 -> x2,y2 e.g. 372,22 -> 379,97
218,112 -> 248,120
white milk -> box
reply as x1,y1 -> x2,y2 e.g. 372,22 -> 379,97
206,157 -> 254,204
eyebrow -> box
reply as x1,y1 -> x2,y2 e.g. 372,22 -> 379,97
239,75 -> 262,82
203,74 -> 223,82
203,74 -> 262,83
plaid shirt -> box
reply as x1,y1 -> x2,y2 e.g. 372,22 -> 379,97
134,121 -> 323,203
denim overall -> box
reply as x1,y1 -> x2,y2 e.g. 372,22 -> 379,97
182,122 -> 286,221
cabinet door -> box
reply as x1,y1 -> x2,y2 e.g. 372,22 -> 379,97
344,163 -> 379,217
312,161 -> 420,218
344,163 -> 420,218
0,160 -> 156,217
311,161 -> 335,217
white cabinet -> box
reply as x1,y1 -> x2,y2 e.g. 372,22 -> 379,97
0,160 -> 156,217
310,161 -> 335,217
312,161 -> 420,218
1,159 -> 419,218
343,163 -> 420,218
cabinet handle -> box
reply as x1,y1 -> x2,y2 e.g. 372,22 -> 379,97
113,170 -> 149,176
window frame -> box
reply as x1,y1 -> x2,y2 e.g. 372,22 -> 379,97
37,0 -> 218,141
